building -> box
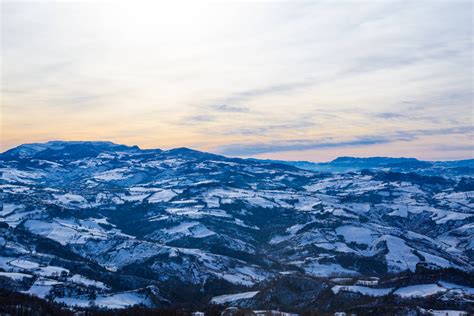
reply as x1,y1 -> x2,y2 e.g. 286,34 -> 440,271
355,277 -> 379,286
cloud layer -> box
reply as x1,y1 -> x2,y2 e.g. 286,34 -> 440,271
1,1 -> 472,161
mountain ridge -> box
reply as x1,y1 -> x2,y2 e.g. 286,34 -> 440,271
4,140 -> 473,161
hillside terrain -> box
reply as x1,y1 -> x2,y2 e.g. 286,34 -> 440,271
0,141 -> 473,313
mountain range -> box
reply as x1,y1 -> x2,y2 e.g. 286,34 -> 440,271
0,141 -> 473,314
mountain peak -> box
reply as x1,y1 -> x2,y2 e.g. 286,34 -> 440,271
1,140 -> 140,159
164,147 -> 223,160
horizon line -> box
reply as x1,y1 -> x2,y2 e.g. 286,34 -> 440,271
2,139 -> 473,164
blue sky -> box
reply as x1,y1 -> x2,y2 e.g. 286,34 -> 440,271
1,0 -> 473,161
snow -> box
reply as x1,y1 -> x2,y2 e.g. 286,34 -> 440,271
336,225 -> 377,245
0,272 -> 33,281
0,168 -> 43,184
163,222 -> 199,235
394,283 -> 446,298
203,188 -> 283,210
38,266 -> 69,277
1,142 -> 473,299
418,251 -> 453,269
161,221 -> 216,239
88,217 -> 114,226
332,285 -> 393,296
345,203 -> 371,214
147,190 -> 177,203
129,186 -> 162,193
0,204 -> 41,228
427,310 -> 470,316
175,248 -> 268,286
54,297 -> 91,308
23,278 -> 60,298
9,259 -> 40,270
52,193 -> 88,208
0,184 -> 30,194
438,281 -> 474,295
97,152 -> 115,159
1,203 -> 23,216
269,223 -> 308,244
294,196 -> 321,211
302,261 -> 359,277
121,193 -> 150,202
156,221 -> 215,240
24,220 -> 82,245
32,159 -> 62,168
55,291 -> 151,309
222,271 -> 257,286
0,257 -> 16,270
203,195 -> 220,208
219,273 -> 257,286
94,168 -> 132,181
94,292 -> 151,309
95,240 -> 168,269
314,241 -> 356,253
191,225 -> 216,238
378,235 -> 420,272
148,214 -> 170,222
435,212 -> 473,224
211,291 -> 259,304
246,196 -> 277,208
165,206 -> 207,217
332,208 -> 358,218
69,274 -> 108,289
24,219 -> 110,245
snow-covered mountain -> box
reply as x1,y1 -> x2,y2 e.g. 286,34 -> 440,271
0,141 -> 473,312
254,156 -> 474,177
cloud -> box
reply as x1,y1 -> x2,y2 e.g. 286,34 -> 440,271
211,104 -> 249,113
431,144 -> 474,152
185,115 -> 216,123
393,126 -> 473,141
216,120 -> 316,136
369,111 -> 440,124
219,81 -> 314,105
1,1 -> 472,160
216,136 -> 390,156
373,112 -> 407,120
216,126 -> 473,156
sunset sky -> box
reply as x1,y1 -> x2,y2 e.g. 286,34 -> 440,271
1,0 -> 472,161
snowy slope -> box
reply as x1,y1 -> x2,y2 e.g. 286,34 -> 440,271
0,141 -> 472,309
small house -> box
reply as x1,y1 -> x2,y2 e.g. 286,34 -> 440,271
355,277 -> 379,286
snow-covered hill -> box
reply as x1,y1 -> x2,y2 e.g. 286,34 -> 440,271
0,141 -> 472,310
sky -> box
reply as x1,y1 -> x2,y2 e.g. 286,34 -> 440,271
1,0 -> 473,161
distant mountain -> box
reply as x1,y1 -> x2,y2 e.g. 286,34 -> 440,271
0,141 -> 473,312
0,141 -> 141,160
252,156 -> 474,178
